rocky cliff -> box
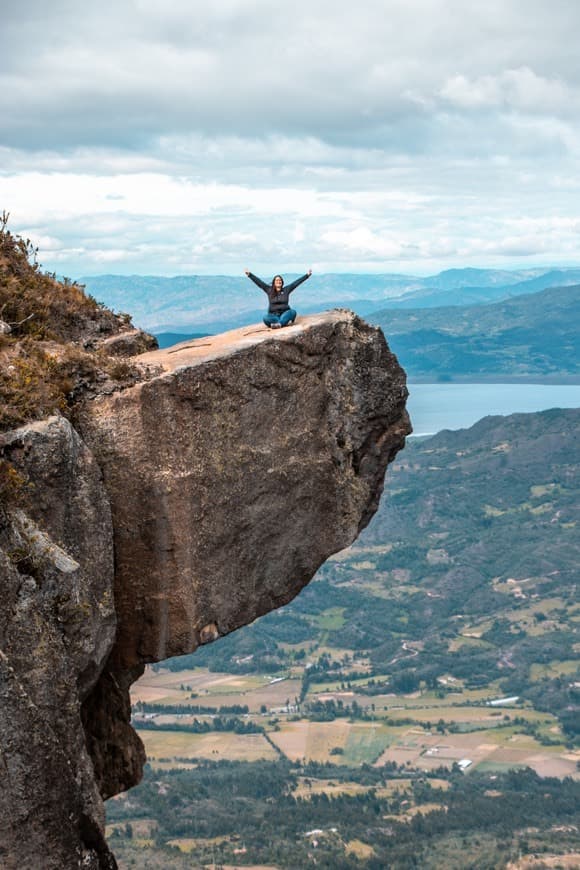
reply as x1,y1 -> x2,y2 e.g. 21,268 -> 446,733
0,310 -> 410,868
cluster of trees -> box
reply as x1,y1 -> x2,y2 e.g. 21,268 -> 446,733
134,701 -> 249,715
108,759 -> 580,869
303,698 -> 374,722
136,716 -> 262,735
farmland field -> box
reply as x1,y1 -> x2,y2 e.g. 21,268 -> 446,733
133,666 -> 301,712
131,664 -> 578,777
268,719 -> 353,762
342,722 -> 395,764
374,725 -> 579,777
138,729 -> 278,765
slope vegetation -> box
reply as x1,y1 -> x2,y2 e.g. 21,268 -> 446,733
369,285 -> 580,379
0,217 -> 154,431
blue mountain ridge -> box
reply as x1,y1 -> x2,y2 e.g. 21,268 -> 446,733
80,266 -> 580,334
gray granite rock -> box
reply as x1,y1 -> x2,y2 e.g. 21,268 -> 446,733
78,311 -> 410,799
0,416 -> 116,868
0,310 -> 410,867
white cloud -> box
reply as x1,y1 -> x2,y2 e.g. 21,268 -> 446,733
321,227 -> 405,258
2,1 -> 580,275
439,67 -> 578,114
3,0 -> 580,149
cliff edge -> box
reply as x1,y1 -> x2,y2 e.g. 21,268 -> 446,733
0,308 -> 410,868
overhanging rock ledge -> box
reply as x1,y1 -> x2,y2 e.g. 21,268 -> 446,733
1,309 -> 410,869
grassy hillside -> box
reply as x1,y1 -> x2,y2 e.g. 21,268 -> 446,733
369,285 -> 580,379
0,217 -> 144,433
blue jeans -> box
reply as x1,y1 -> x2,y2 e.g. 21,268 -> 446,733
263,309 -> 296,327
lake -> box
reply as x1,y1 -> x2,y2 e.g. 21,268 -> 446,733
407,383 -> 580,436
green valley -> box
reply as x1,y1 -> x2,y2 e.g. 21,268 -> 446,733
108,408 -> 580,868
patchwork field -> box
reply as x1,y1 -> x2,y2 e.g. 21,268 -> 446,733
130,664 -> 578,779
530,660 -> 579,681
384,705 -> 549,725
134,667 -> 268,697
135,714 -> 580,777
374,726 -> 580,778
138,729 -> 278,766
133,666 -> 301,712
308,682 -> 506,705
292,775 -> 449,800
268,719 -> 403,764
293,778 -> 377,799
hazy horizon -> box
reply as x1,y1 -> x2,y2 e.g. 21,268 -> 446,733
75,263 -> 580,280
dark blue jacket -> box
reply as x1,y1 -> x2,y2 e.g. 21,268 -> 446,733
247,272 -> 310,314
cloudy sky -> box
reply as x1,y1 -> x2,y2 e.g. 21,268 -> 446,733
2,0 -> 580,276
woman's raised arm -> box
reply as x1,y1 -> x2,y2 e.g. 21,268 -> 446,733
286,269 -> 313,293
244,270 -> 270,292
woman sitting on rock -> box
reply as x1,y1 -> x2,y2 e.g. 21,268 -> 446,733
245,269 -> 312,328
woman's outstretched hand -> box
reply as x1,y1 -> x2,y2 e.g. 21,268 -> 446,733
244,269 -> 250,276
307,268 -> 312,276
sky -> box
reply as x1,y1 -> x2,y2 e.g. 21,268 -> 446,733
2,0 -> 580,277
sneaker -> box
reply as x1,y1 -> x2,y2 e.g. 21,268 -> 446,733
271,322 -> 282,329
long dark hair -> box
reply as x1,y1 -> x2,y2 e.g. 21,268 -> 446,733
271,275 -> 284,293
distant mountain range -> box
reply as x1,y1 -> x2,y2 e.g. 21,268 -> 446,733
81,268 -> 580,381
81,272 -> 409,333
369,284 -> 580,380
382,267 -> 580,309
81,266 -> 580,335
